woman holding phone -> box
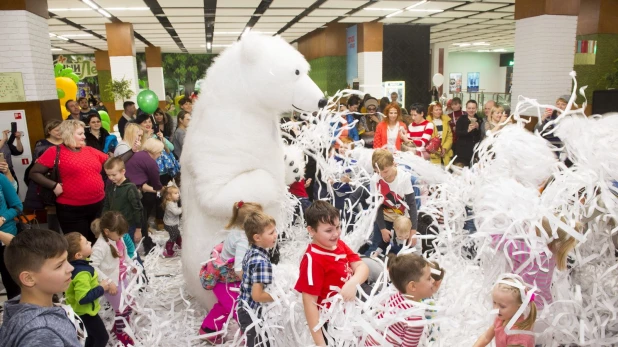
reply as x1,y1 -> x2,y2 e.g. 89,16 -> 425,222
454,100 -> 483,167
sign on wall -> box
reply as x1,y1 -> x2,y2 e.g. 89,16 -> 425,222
467,72 -> 480,92
383,81 -> 405,108
449,73 -> 462,93
0,73 -> 26,103
346,25 -> 358,88
54,55 -> 98,79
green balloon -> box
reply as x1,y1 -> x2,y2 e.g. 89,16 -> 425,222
137,90 -> 159,114
57,88 -> 65,99
101,120 -> 110,132
68,73 -> 79,83
98,110 -> 110,124
54,63 -> 63,77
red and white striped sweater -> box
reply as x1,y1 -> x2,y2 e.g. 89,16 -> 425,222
408,120 -> 434,148
365,292 -> 425,347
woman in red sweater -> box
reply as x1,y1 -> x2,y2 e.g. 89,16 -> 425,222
30,120 -> 108,242
373,103 -> 407,152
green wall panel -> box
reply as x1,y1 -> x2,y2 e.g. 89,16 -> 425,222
308,56 -> 347,97
574,33 -> 618,105
97,70 -> 112,102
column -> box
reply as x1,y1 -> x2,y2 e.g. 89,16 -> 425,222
145,46 -> 166,110
573,0 -> 618,115
357,22 -> 383,98
0,0 -> 60,189
105,22 -> 139,121
94,50 -> 117,122
431,42 -> 450,97
511,0 -> 579,124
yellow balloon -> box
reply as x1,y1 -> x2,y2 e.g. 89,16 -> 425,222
174,95 -> 184,108
56,77 -> 78,102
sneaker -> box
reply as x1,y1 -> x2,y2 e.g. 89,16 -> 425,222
161,241 -> 176,258
198,328 -> 223,345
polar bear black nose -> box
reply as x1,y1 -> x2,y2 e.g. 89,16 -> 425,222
318,98 -> 328,109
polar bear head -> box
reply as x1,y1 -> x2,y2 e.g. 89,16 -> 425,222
231,32 -> 326,113
283,144 -> 306,185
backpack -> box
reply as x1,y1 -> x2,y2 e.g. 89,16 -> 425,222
199,242 -> 241,290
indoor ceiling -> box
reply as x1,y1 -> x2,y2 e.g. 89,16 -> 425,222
47,0 -> 516,55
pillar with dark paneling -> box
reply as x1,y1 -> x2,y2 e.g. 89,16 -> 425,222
383,25 -> 432,109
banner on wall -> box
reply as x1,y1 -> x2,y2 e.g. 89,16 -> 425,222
449,73 -> 462,93
53,55 -> 98,79
346,25 -> 358,88
467,72 -> 480,92
0,110 -> 33,200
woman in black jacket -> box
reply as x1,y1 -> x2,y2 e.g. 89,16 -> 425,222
84,113 -> 112,155
454,100 -> 482,167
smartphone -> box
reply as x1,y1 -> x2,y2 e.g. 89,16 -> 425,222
470,118 -> 477,123
153,123 -> 160,134
0,153 -> 5,163
10,122 -> 17,134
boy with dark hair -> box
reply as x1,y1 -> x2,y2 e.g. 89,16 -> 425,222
237,211 -> 278,347
0,228 -> 83,347
364,149 -> 418,257
295,200 -> 369,346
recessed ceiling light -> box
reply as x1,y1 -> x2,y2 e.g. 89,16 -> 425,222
363,8 -> 400,11
82,0 -> 99,10
61,34 -> 93,37
206,42 -> 212,49
213,44 -> 231,48
97,9 -> 112,18
453,43 -> 471,47
51,48 -> 63,51
407,9 -> 443,12
406,0 -> 427,10
106,7 -> 149,11
57,36 -> 70,41
49,8 -> 92,11
493,48 -> 507,52
472,42 -> 490,46
477,49 -> 491,52
386,10 -> 403,18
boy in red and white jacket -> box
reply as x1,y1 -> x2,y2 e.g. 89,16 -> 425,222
295,201 -> 369,346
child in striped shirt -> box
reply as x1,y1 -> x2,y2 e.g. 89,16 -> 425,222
366,253 -> 434,347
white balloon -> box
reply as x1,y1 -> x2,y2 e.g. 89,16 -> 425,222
432,73 -> 445,87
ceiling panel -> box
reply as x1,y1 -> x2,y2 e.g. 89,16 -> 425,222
158,0 -> 204,7
115,16 -> 158,23
495,5 -> 515,12
468,12 -> 509,19
71,17 -> 113,24
380,17 -> 414,24
431,11 -> 478,18
168,16 -> 208,23
216,0 -> 261,7
299,16 -> 337,23
339,16 -> 376,23
413,17 -> 452,24
217,8 -> 256,16
366,1 -> 419,9
320,1 -> 367,9
49,10 -> 100,18
163,8 -> 203,16
214,16 -> 249,23
214,22 -> 248,28
414,1 -> 464,11
431,23 -> 465,30
259,16 -> 296,23
311,8 -> 350,16
105,9 -> 153,17
448,18 -> 486,24
270,0 -> 315,7
482,19 -> 514,25
456,3 -> 507,11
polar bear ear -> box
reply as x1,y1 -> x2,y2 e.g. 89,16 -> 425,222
240,31 -> 263,65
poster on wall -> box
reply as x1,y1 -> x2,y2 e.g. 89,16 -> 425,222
449,73 -> 462,93
0,73 -> 26,103
0,110 -> 33,200
383,81 -> 405,109
346,25 -> 358,88
467,72 -> 480,92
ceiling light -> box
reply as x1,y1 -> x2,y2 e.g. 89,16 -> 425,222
405,0 -> 428,10
477,49 -> 491,52
493,48 -> 507,52
49,33 -> 57,37
51,48 -> 63,51
97,9 -> 112,18
472,42 -> 490,46
213,44 -> 231,48
453,43 -> 471,47
206,42 -> 212,50
82,0 -> 99,10
57,36 -> 70,41
386,10 -> 403,18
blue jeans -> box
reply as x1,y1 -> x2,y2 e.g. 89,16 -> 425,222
364,221 -> 394,257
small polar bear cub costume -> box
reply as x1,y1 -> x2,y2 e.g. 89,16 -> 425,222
181,31 -> 325,309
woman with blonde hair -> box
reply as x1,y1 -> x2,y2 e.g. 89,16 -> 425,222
114,123 -> 144,157
426,102 -> 453,166
485,105 -> 508,133
30,120 -> 108,242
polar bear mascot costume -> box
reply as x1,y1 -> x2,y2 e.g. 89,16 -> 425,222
181,32 -> 326,308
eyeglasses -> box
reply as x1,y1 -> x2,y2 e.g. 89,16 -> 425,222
367,107 -> 377,111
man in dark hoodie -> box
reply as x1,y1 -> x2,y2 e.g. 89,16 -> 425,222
0,228 -> 83,347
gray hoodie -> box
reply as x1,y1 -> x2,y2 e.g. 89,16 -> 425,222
0,296 -> 82,347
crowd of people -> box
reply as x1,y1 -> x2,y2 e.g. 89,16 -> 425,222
0,96 -> 193,346
0,89 -> 597,347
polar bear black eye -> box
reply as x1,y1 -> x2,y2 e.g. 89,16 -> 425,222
293,168 -> 299,173
289,161 -> 294,166
295,69 -> 300,76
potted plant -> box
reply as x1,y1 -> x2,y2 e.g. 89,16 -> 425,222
105,78 -> 135,106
